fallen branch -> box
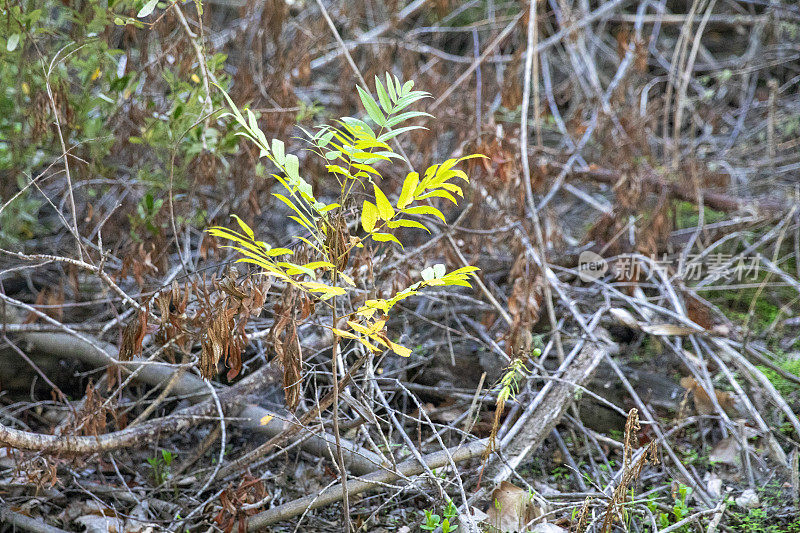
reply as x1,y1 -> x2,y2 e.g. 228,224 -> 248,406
241,341 -> 610,529
11,332 -> 384,474
565,164 -> 787,214
0,504 -> 70,533
0,354 -> 275,454
243,438 -> 489,531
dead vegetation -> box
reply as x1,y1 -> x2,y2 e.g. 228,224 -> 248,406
1,0 -> 800,531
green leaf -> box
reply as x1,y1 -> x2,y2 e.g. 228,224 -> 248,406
392,92 -> 431,113
271,139 -> 285,164
377,125 -> 425,143
137,0 -> 158,18
373,185 -> 395,221
284,153 -> 299,180
361,201 -> 378,233
340,117 -> 377,138
375,76 -> 392,114
6,34 -> 20,52
356,86 -> 386,127
385,111 -> 432,129
386,72 -> 398,102
397,172 -> 419,209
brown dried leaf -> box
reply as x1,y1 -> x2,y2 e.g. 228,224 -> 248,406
485,481 -> 543,532
269,285 -> 303,409
119,307 -> 148,362
680,376 -> 737,416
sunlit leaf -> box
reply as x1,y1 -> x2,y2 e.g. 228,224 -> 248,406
397,172 -> 419,209
6,34 -> 20,52
271,138 -> 285,164
371,232 -> 402,247
387,219 -> 429,233
137,0 -> 158,18
284,153 -> 300,180
332,328 -> 359,340
402,205 -> 446,223
386,339 -> 412,357
361,201 -> 378,233
385,111 -> 432,129
266,247 -> 294,257
230,214 -> 255,240
417,189 -> 458,204
377,125 -> 426,142
373,185 -> 395,221
386,72 -> 398,102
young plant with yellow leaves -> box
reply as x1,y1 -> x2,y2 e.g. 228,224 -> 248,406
207,73 -> 483,382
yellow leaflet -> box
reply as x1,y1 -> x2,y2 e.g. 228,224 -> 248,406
361,201 -> 378,232
373,184 -> 395,221
397,172 -> 419,209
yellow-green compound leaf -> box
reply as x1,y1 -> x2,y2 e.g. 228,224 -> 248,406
350,162 -> 381,177
301,261 -> 336,272
402,205 -> 446,223
339,272 -> 356,286
450,266 -> 481,275
397,172 -> 419,209
371,232 -> 402,247
373,185 -> 395,221
361,201 -> 378,232
360,299 -> 390,314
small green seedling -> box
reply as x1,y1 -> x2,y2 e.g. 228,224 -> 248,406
147,449 -> 174,485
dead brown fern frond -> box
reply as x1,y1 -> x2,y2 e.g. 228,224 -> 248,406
600,408 -> 660,533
